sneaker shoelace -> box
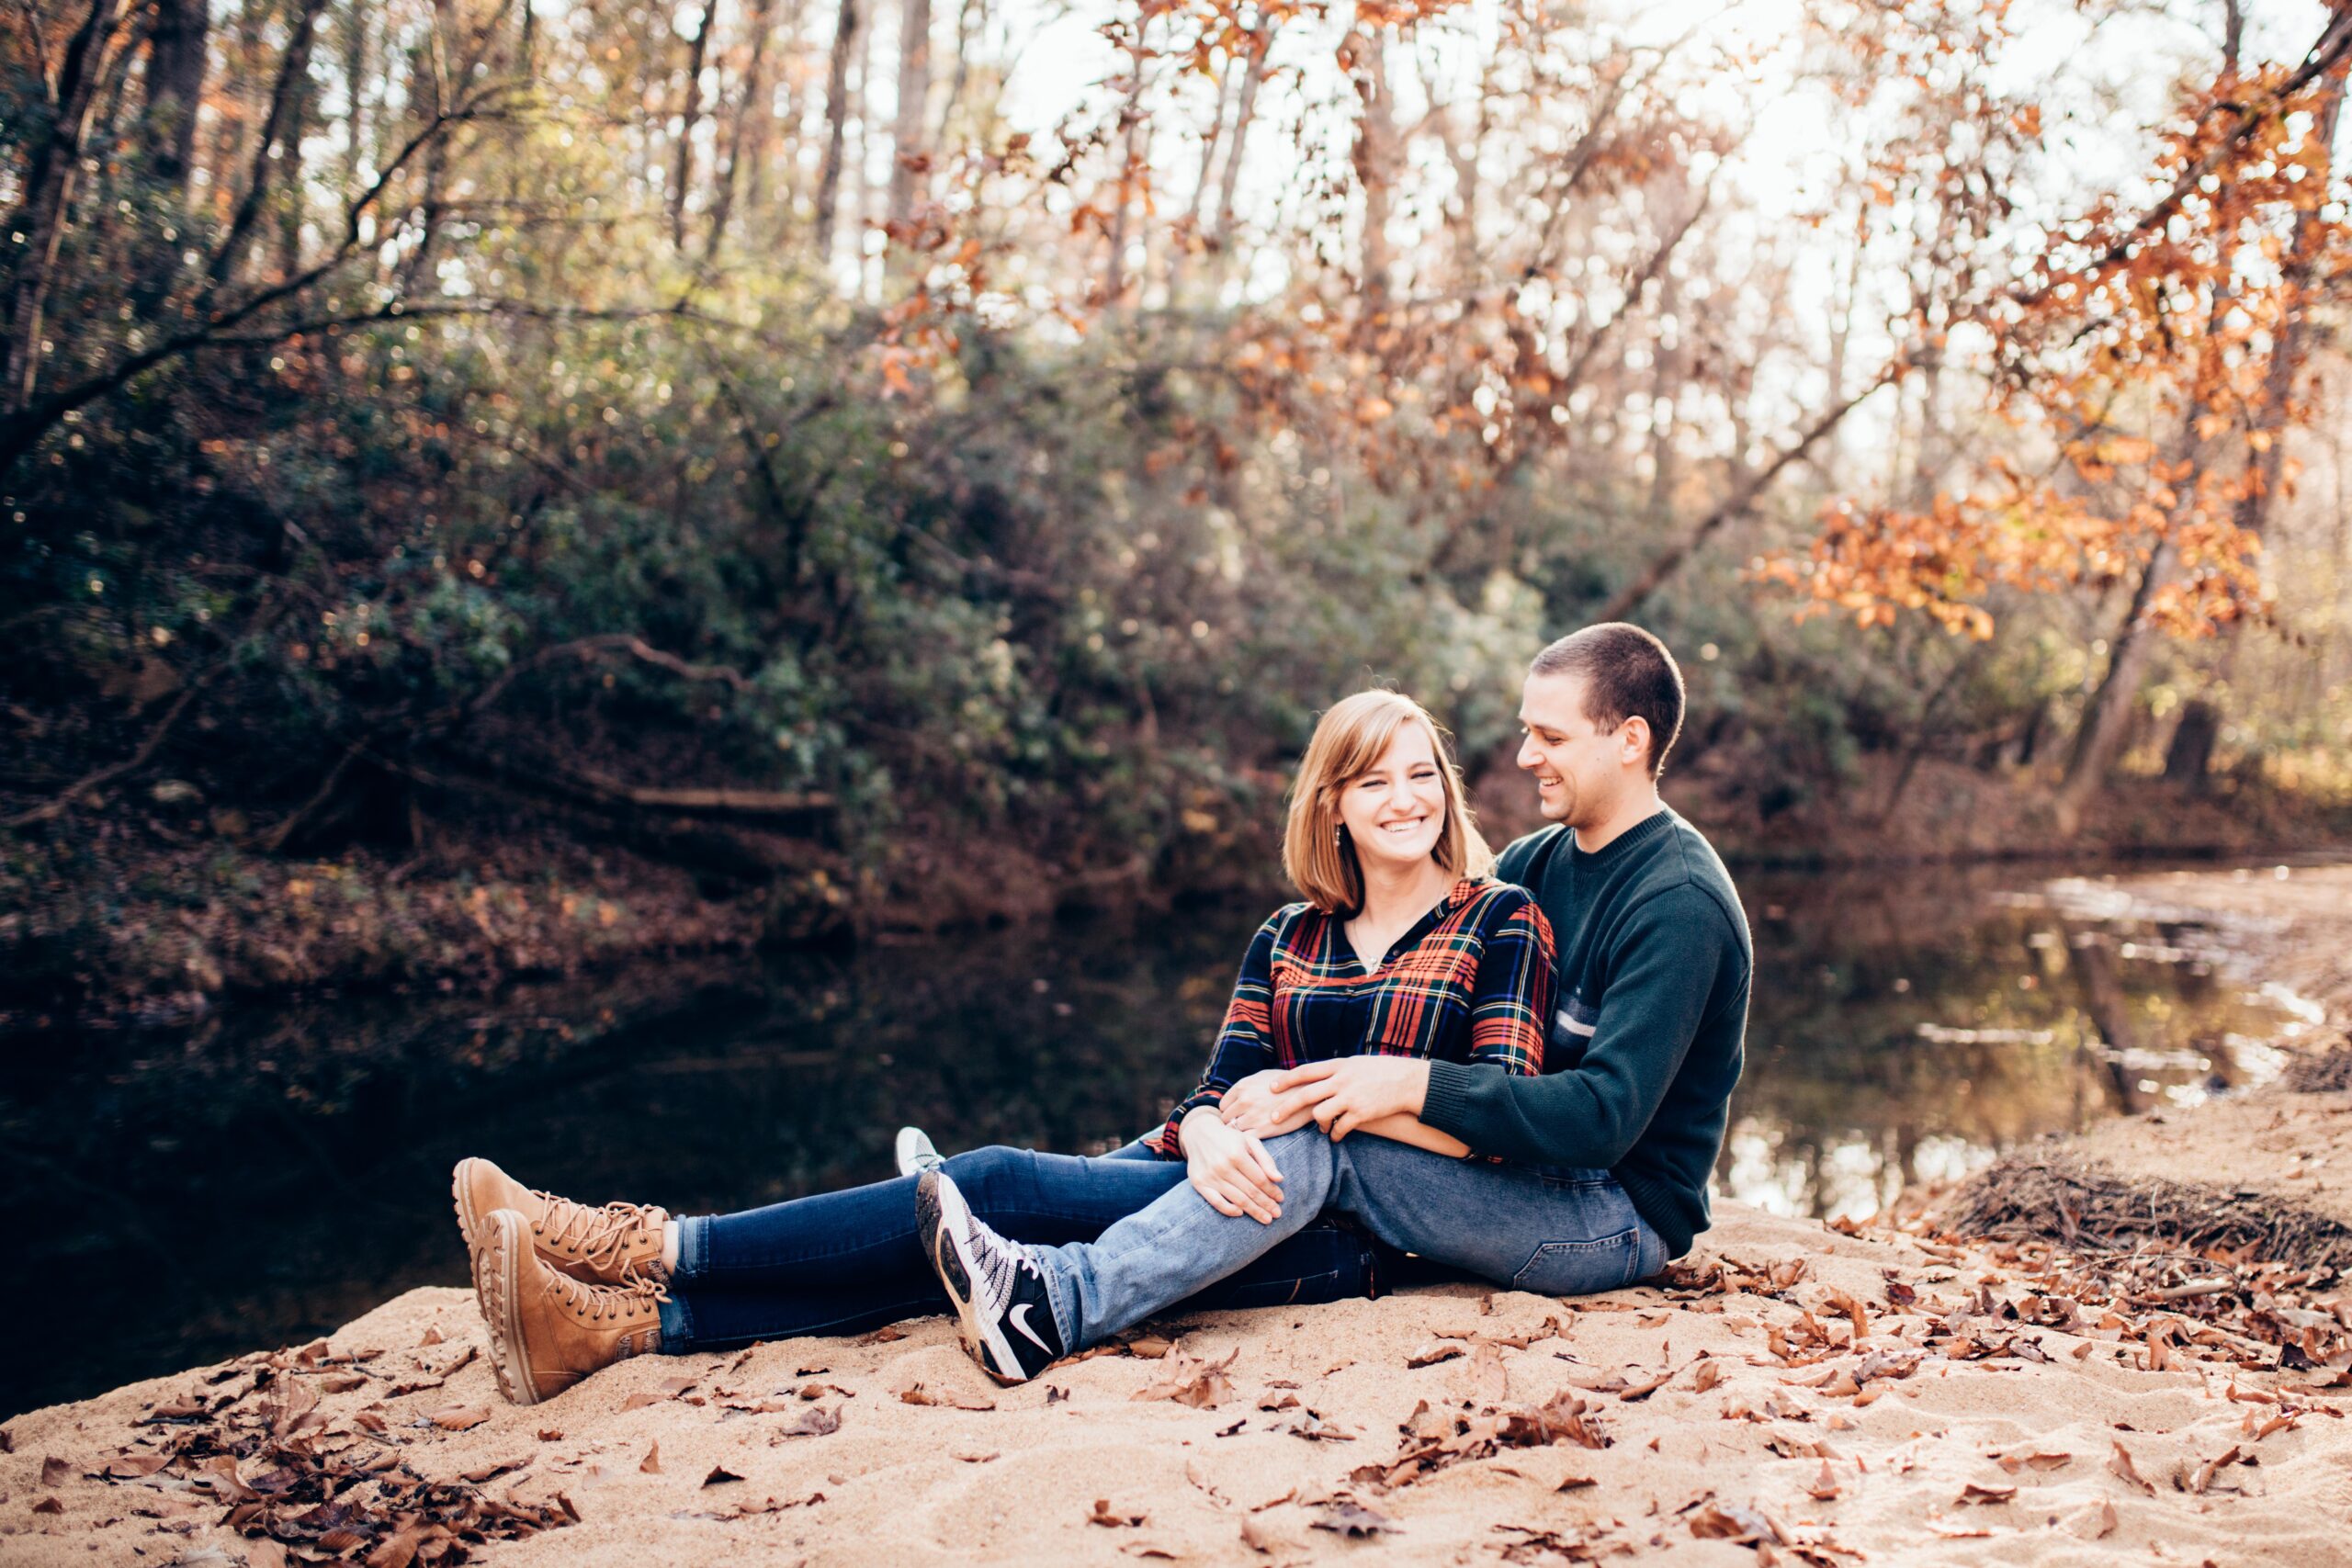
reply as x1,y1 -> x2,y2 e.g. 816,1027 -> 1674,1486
532,1191 -> 666,1274
973,1221 -> 1043,1314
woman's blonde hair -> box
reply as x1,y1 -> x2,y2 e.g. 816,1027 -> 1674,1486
1281,690 -> 1494,915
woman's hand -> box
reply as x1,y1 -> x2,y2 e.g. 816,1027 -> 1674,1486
1181,1106 -> 1285,1224
1217,1069 -> 1325,1137
1269,1057 -> 1431,1140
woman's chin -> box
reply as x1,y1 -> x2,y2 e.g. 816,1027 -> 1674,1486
1357,840 -> 1441,874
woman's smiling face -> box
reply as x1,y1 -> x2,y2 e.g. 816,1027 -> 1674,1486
1336,723 -> 1448,872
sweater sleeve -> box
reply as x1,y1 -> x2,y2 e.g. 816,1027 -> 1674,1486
1420,884 -> 1736,1168
1148,908 -> 1287,1156
1464,889 -> 1555,1077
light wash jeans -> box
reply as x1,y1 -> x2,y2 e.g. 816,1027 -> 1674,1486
1029,1126 -> 1670,1350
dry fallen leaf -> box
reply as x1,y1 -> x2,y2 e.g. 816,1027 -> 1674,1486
39,1457 -> 68,1486
101,1452 -> 172,1479
619,1391 -> 663,1412
1133,1348 -> 1238,1410
1239,1515 -> 1277,1554
774,1404 -> 842,1438
417,1326 -> 445,1348
1925,1517 -> 1993,1539
1406,1341 -> 1465,1368
1991,1449 -> 2070,1473
1805,1461 -> 1840,1501
1957,1482 -> 2016,1505
899,1382 -> 997,1412
1688,1501 -> 1779,1544
31,1497 -> 62,1516
2189,1444 -> 2244,1495
1690,1359 -> 1724,1393
1089,1498 -> 1147,1528
639,1440 -> 662,1475
702,1464 -> 744,1487
2106,1439 -> 2154,1495
1311,1500 -> 1396,1538
2061,1498 -> 2119,1540
1459,1338 -> 1510,1407
459,1458 -> 527,1483
427,1404 -> 492,1431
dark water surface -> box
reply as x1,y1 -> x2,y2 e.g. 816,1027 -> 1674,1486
6,856 -> 2326,1419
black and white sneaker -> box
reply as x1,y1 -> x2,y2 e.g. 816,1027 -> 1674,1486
916,1168 -> 1067,1383
895,1126 -> 945,1176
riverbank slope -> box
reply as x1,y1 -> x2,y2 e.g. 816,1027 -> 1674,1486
6,863 -> 2352,1566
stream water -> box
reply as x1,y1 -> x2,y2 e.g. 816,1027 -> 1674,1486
5,856 -> 2327,1419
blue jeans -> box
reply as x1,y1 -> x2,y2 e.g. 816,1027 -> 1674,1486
656,1141 -> 1391,1350
1030,1127 -> 1670,1350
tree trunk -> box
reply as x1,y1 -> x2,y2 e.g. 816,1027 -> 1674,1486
142,0 -> 208,202
1164,42 -> 1238,302
933,0 -> 977,147
811,0 -> 860,256
273,48 -> 316,276
2162,699 -> 2224,784
1345,27 -> 1395,307
2166,68 -> 2348,789
339,0 -> 372,193
886,0 -> 931,229
1101,26 -> 1149,308
206,0 -> 329,290
704,0 -> 777,263
1206,20 -> 1269,293
2057,529 -> 2178,825
1647,265 -> 1681,522
2,0 -> 138,412
670,0 -> 719,250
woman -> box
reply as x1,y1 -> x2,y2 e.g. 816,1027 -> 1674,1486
455,690 -> 1554,1405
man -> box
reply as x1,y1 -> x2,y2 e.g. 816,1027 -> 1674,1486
921,623 -> 1754,1381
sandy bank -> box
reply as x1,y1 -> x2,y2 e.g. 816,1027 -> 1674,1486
9,862 -> 2352,1566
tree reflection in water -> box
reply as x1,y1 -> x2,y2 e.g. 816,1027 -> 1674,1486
1722,865 -> 2306,1222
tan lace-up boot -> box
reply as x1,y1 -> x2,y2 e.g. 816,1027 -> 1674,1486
451,1156 -> 668,1284
473,1207 -> 669,1405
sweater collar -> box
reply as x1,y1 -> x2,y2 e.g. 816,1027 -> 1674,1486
1568,805 -> 1676,867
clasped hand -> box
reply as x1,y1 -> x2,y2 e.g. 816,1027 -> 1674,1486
1183,1057 -> 1432,1224
1220,1056 -> 1430,1141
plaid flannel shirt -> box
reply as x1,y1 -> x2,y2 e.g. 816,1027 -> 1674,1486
1148,878 -> 1556,1156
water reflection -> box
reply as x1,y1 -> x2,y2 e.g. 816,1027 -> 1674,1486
2,860 -> 2321,1417
1722,866 -> 2317,1223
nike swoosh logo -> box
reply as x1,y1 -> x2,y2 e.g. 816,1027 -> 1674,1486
1009,1303 -> 1055,1355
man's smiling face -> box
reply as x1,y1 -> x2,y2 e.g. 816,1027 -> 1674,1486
1516,671 -> 1631,827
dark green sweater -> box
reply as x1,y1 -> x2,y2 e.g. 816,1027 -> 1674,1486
1419,807 -> 1750,1259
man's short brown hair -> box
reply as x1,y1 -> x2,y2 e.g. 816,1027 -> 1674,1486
1529,623 -> 1685,779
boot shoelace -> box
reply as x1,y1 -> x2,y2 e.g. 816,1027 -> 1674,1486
543,1258 -> 672,1321
531,1192 -> 668,1274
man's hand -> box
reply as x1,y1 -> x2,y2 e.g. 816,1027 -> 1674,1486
1181,1107 -> 1285,1224
1217,1068 -> 1327,1137
1269,1057 -> 1431,1141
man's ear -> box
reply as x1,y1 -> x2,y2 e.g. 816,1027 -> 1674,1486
1618,716 -> 1652,771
